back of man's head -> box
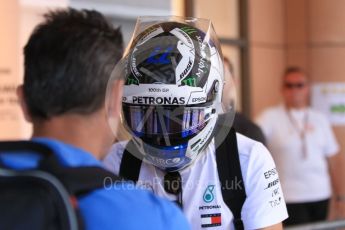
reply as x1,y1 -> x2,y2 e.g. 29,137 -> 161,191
23,8 -> 123,120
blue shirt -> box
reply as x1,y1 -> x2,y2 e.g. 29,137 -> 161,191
1,138 -> 190,230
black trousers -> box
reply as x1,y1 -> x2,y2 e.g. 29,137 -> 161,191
284,199 -> 330,226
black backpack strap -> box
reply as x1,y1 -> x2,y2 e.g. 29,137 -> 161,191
0,141 -> 122,195
119,140 -> 142,183
39,155 -> 121,196
0,140 -> 122,230
0,140 -> 56,171
0,140 -> 55,157
215,127 -> 246,230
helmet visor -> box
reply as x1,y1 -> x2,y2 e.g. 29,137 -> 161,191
122,103 -> 215,146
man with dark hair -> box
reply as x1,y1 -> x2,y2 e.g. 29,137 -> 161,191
19,9 -> 124,157
8,8 -> 188,229
256,66 -> 345,226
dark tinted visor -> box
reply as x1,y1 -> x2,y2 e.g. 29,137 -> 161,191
122,103 -> 214,146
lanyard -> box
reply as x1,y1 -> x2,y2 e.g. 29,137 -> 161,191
164,171 -> 183,209
285,108 -> 309,159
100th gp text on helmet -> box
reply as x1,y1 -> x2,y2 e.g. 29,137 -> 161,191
120,21 -> 225,172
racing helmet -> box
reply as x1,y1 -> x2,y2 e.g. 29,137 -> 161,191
106,17 -> 235,172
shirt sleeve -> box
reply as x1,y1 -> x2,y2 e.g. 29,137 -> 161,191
319,115 -> 339,157
241,142 -> 288,229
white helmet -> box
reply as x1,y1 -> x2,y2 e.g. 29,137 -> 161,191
107,17 -> 235,171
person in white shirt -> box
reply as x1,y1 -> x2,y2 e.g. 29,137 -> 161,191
256,67 -> 345,226
104,18 -> 288,229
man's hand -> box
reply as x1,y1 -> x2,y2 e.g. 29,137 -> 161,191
328,153 -> 345,220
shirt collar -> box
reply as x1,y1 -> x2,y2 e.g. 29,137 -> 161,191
32,137 -> 102,167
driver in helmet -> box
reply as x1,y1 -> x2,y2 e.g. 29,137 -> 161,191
104,19 -> 288,230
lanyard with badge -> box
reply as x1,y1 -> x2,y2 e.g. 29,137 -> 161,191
285,108 -> 309,159
164,171 -> 183,209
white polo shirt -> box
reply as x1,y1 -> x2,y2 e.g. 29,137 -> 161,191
256,105 -> 339,203
103,133 -> 288,229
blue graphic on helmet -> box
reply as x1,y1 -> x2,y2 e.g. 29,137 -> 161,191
143,143 -> 191,171
147,46 -> 173,64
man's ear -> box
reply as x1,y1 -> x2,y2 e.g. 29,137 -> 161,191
112,79 -> 124,118
17,85 -> 32,123
106,79 -> 124,133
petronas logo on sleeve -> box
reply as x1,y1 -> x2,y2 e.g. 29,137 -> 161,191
203,185 -> 215,203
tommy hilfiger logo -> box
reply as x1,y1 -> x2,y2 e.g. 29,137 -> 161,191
201,213 -> 221,228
